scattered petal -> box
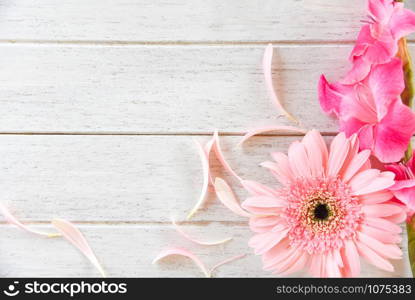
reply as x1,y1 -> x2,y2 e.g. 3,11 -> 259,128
263,44 -> 297,122
238,126 -> 306,146
214,177 -> 252,218
209,254 -> 247,276
153,247 -> 210,277
0,203 -> 60,238
213,131 -> 242,182
52,218 -> 106,277
171,219 -> 233,246
187,139 -> 211,219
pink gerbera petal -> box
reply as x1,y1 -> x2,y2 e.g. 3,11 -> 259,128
243,131 -> 404,277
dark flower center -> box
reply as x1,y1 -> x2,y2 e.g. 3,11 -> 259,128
313,203 -> 329,220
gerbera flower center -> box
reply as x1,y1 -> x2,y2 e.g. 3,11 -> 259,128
281,177 -> 362,254
313,203 -> 329,220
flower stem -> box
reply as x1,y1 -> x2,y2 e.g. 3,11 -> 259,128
407,216 -> 415,276
397,37 -> 414,162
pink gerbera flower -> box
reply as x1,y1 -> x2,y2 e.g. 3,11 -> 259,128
242,130 -> 404,277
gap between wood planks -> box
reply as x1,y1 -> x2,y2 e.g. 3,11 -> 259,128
0,40 -> 413,47
0,131 -> 336,136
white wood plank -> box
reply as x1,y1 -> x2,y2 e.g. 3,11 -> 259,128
0,43 -> 367,133
0,134 -> 311,222
0,224 -> 410,277
0,0 -> 378,42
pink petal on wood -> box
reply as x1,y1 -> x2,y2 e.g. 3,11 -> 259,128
214,177 -> 252,218
238,126 -> 306,146
213,131 -> 242,182
209,254 -> 247,276
187,139 -> 211,219
0,203 -> 60,238
263,44 -> 297,123
52,218 -> 106,277
153,247 -> 210,277
171,219 -> 232,246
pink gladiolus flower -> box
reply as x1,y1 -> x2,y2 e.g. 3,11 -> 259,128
343,0 -> 415,84
386,154 -> 415,219
319,58 -> 415,163
243,130 -> 403,277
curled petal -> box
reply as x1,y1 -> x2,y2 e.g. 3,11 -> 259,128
172,219 -> 232,246
214,177 -> 252,218
153,248 -> 210,277
263,44 -> 297,122
187,139 -> 211,219
52,219 -> 106,277
238,126 -> 306,146
0,203 -> 60,238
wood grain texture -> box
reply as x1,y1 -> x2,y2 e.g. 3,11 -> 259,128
0,43 -> 387,133
0,0 -> 373,42
0,135 -> 311,222
0,224 -> 410,277
1,0 -> 412,278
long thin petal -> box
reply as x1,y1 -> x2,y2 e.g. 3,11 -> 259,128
209,254 -> 247,276
52,219 -> 106,277
238,126 -> 306,146
213,131 -> 242,182
301,129 -> 327,177
187,139 -> 211,219
214,177 -> 252,218
172,219 -> 232,246
263,44 -> 297,122
153,247 -> 210,277
355,240 -> 394,272
288,141 -> 311,178
0,203 -> 60,238
327,132 -> 350,177
341,240 -> 360,277
241,180 -> 279,197
342,150 -> 371,182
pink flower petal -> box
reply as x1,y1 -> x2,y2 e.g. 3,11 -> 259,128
269,152 -> 295,186
209,254 -> 247,276
171,219 -> 232,246
350,169 -> 395,195
153,247 -> 210,277
213,131 -> 242,182
362,203 -> 404,218
341,240 -> 360,277
358,190 -> 394,204
0,203 -> 60,238
364,217 -> 402,234
238,126 -> 306,146
288,141 -> 312,178
360,224 -> 401,244
263,44 -> 297,122
241,180 -> 279,197
250,227 -> 289,256
214,177 -> 252,218
52,219 -> 106,277
389,4 -> 415,39
355,240 -> 394,272
373,99 -> 415,163
301,129 -> 327,177
318,75 -> 342,116
342,149 -> 371,182
368,58 -> 404,120
187,139 -> 211,219
327,132 -> 350,177
357,231 -> 402,260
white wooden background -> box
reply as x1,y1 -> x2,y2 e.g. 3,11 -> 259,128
0,0 -> 413,277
